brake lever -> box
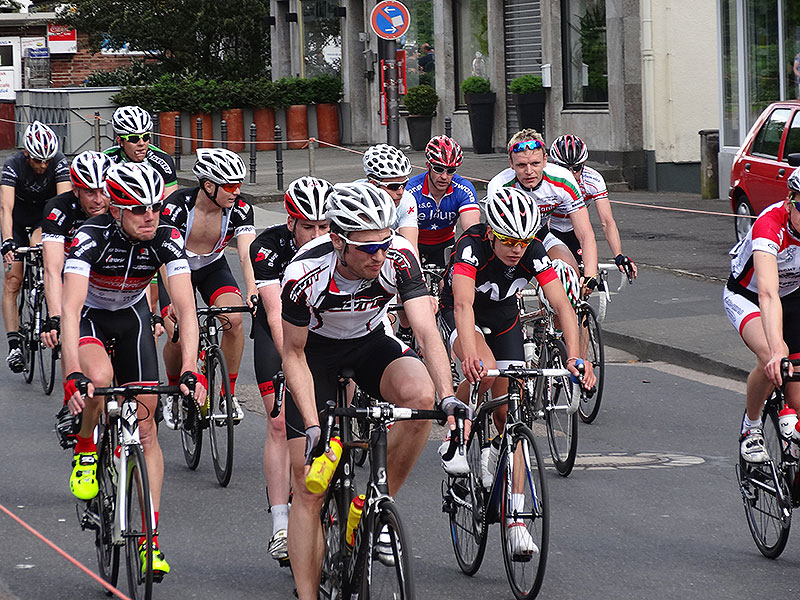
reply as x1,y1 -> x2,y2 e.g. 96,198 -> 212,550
270,371 -> 285,418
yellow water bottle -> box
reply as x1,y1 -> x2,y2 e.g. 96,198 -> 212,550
305,436 -> 343,493
346,494 -> 366,546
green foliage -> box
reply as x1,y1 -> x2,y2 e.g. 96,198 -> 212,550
404,85 -> 439,116
84,59 -> 164,87
275,77 -> 313,106
309,74 -> 343,104
243,78 -> 280,110
460,76 -> 492,95
578,3 -> 608,101
509,74 -> 543,94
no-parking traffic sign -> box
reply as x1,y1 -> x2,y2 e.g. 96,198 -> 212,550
370,0 -> 411,41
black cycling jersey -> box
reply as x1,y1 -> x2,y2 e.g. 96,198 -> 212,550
41,191 -> 91,249
104,144 -> 177,188
1,150 -> 70,219
63,213 -> 190,311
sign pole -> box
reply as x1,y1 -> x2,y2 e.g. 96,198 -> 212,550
384,39 -> 399,146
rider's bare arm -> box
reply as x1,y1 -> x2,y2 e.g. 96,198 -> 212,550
403,294 -> 452,402
280,319 -> 319,429
570,207 -> 598,279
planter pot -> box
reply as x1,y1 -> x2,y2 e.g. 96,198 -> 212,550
405,115 -> 433,151
465,92 -> 496,154
157,111 -> 180,156
286,105 -> 309,149
221,108 -> 245,152
315,103 -> 340,146
253,107 -> 276,151
190,112 -> 213,152
512,91 -> 545,132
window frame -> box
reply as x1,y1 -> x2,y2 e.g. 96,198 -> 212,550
560,0 -> 609,109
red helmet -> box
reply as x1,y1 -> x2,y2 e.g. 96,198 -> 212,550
425,135 -> 463,168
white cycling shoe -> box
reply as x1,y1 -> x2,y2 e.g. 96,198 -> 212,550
507,522 -> 539,558
438,438 -> 470,476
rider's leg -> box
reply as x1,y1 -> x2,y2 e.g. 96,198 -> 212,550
740,316 -> 777,423
213,290 -> 244,393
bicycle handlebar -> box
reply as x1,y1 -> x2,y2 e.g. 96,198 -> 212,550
14,244 -> 43,256
779,358 -> 800,386
171,298 -> 258,344
92,384 -> 186,398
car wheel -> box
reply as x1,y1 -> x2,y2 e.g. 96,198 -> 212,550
734,196 -> 754,242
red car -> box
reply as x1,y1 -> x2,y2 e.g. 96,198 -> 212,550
730,100 -> 800,241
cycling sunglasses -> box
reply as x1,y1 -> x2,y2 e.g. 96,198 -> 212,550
342,235 -> 393,255
220,182 -> 242,193
120,202 -> 163,216
119,133 -> 152,144
28,157 -> 50,165
430,165 -> 457,175
376,179 -> 408,192
493,231 -> 534,248
569,165 -> 584,173
510,140 -> 544,153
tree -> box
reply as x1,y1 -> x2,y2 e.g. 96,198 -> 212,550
59,0 -> 270,80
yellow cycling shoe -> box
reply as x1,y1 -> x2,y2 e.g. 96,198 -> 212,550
139,542 -> 170,581
69,452 -> 98,500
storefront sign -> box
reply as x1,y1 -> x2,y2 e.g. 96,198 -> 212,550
47,23 -> 77,54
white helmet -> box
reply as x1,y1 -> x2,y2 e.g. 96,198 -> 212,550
327,182 -> 396,232
538,258 -> 581,311
285,177 -> 333,221
192,148 -> 246,184
70,151 -> 112,190
789,166 -> 800,193
112,105 -> 153,135
484,188 -> 541,239
363,144 -> 412,179
105,162 -> 165,208
24,121 -> 59,160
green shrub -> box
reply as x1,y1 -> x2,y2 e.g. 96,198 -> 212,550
460,76 -> 492,95
404,84 -> 439,116
243,78 -> 280,109
84,59 -> 163,87
275,77 -> 312,106
509,74 -> 543,94
309,74 -> 343,104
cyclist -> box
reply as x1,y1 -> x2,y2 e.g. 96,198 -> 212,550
725,166 -> 800,463
487,129 -> 600,295
159,148 -> 257,426
61,161 -> 205,580
407,135 -> 481,267
548,134 -> 637,280
250,176 -> 333,567
1,121 -> 71,371
104,105 -> 177,191
439,187 -> 595,555
41,151 -> 113,349
280,182 -> 469,600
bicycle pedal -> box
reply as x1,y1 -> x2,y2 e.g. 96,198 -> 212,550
278,557 -> 291,569
152,570 -> 166,583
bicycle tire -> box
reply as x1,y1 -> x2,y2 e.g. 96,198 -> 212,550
350,386 -> 371,468
17,276 -> 35,383
319,487 -> 347,600
739,399 -> 792,558
577,304 -> 604,424
93,428 -> 120,593
37,298 -> 56,395
499,425 -> 549,600
359,499 -> 414,600
543,340 -> 578,476
446,433 -> 488,575
207,346 -> 234,486
180,394 -> 203,470
123,444 -> 154,600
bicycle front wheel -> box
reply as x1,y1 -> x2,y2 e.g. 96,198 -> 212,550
207,347 -> 234,486
500,426 -> 549,600
359,500 -> 414,600
578,304 -> 604,424
17,280 -> 35,383
350,386 -> 371,468
37,299 -> 57,395
319,489 -> 346,600
179,396 -> 203,470
543,340 -> 578,476
93,435 -> 120,592
123,445 -> 154,600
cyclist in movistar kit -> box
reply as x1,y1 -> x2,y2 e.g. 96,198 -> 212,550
1,121 -> 71,371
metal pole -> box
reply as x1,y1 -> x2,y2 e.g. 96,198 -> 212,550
221,119 -> 228,150
249,123 -> 257,184
94,111 -> 101,151
173,114 -> 182,171
275,125 -> 284,191
196,117 -> 203,150
444,117 -> 452,138
308,137 -> 316,176
383,39 -> 399,146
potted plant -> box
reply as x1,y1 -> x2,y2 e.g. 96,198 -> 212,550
509,74 -> 545,132
218,79 -> 247,153
277,77 -> 312,149
403,84 -> 438,151
309,74 -> 343,146
150,74 -> 185,156
185,77 -> 219,152
245,77 -> 278,150
461,76 -> 495,154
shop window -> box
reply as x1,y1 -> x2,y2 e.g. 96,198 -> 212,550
398,0 -> 436,92
453,0 -> 488,107
561,0 -> 607,105
784,1 -> 800,100
720,0 -> 739,146
302,0 -> 341,76
745,1 -> 778,126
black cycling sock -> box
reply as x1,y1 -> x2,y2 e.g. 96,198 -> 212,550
7,331 -> 20,351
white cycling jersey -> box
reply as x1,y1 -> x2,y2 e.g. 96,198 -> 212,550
549,165 -> 608,233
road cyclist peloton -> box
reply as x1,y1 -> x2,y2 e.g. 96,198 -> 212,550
407,135 -> 481,267
1,121 -> 70,372
158,148 -> 257,427
61,161 -> 206,580
487,128 -> 600,296
547,134 -> 638,280
249,176 -> 334,567
279,182 -> 471,600
724,166 -> 800,463
41,151 -> 113,349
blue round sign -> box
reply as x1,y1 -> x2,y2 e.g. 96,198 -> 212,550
370,1 -> 411,41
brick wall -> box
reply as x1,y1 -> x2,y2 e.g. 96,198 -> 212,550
50,32 -> 141,87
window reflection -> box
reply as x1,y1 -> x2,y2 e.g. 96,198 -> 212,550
561,0 -> 608,104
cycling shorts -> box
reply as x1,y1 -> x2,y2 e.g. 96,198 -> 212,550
548,229 -> 581,262
253,305 -> 282,397
158,254 -> 241,313
284,327 -> 418,440
541,230 -> 568,253
11,211 -> 41,248
723,287 -> 800,357
440,303 -> 524,369
419,239 -> 454,268
78,295 -> 159,385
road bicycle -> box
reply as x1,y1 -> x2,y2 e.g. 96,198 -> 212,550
15,244 -> 57,394
77,382 -> 189,600
593,261 -> 633,324
318,369 -> 451,599
442,366 -> 562,600
736,358 -> 800,558
169,302 -> 254,487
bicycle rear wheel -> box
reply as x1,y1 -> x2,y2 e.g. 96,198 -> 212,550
179,396 -> 203,470
543,340 -> 578,476
93,433 -> 120,593
738,400 -> 792,558
499,426 -> 549,600
359,500 -> 414,600
207,347 -> 234,486
123,444 -> 154,600
319,489 -> 346,599
17,279 -> 35,383
37,300 -> 57,395
578,304 -> 604,423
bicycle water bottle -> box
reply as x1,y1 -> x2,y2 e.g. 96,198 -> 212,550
793,419 -> 800,461
779,406 -> 799,459
523,338 -> 537,365
346,494 -> 365,547
305,436 -> 342,494
112,445 -> 122,485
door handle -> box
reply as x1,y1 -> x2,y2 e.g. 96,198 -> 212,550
778,168 -> 786,177
745,163 -> 751,171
